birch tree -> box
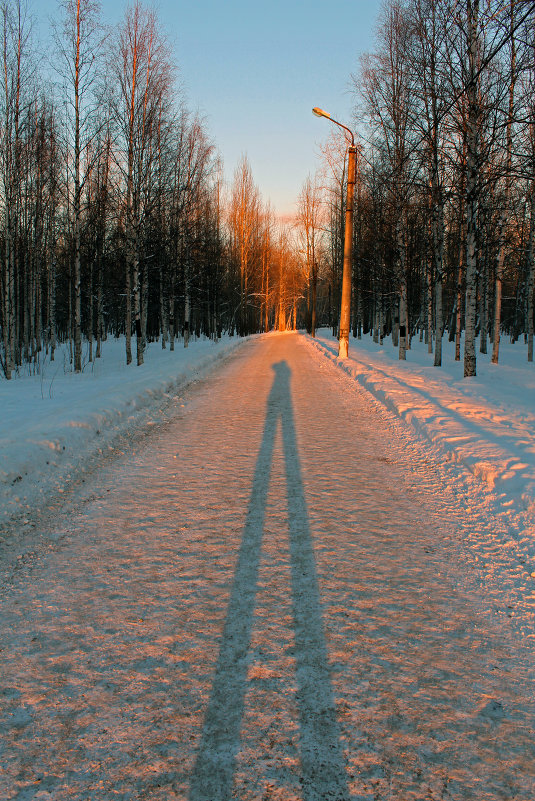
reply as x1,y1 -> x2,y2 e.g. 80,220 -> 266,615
360,0 -> 417,360
457,0 -> 481,376
520,13 -> 535,361
228,155 -> 260,336
54,0 -> 104,372
410,0 -> 450,365
296,174 -> 324,337
1,0 -> 32,377
490,0 -> 517,364
111,1 -> 172,365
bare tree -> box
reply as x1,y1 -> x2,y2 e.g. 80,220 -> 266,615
111,1 -> 172,365
360,0 -> 418,360
319,130 -> 349,337
1,0 -> 32,377
491,0 -> 517,364
295,174 -> 324,337
228,155 -> 260,336
409,0 -> 452,365
54,0 -> 104,372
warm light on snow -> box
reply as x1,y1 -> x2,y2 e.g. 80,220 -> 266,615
0,332 -> 534,798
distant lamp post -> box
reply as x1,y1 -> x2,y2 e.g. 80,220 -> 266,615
312,107 -> 357,359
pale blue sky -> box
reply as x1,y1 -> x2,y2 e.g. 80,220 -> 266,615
33,0 -> 383,217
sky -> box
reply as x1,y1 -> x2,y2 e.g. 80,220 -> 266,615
33,0 -> 383,219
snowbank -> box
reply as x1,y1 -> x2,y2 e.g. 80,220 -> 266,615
0,335 -> 252,531
307,330 -> 535,542
3,327 -> 535,555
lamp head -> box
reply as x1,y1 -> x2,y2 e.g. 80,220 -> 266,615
312,107 -> 330,119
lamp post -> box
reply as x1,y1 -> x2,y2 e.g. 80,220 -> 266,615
312,107 -> 357,358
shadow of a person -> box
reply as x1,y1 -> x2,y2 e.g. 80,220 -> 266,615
189,361 -> 350,801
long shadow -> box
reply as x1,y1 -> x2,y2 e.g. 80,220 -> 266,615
189,361 -> 350,801
318,338 -> 530,453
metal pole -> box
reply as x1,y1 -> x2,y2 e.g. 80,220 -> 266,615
338,144 -> 357,358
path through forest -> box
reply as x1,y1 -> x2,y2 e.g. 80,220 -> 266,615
0,333 -> 533,800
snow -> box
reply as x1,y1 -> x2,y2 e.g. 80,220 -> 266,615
308,329 -> 535,563
0,335 -> 252,533
2,326 -> 535,594
2,326 -> 535,585
0,332 -> 534,799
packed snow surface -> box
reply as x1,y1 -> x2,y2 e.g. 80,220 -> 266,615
0,331 -> 534,800
0,335 -> 252,531
310,329 -> 535,557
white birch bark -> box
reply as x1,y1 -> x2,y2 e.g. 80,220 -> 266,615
184,264 -> 190,348
527,183 -> 535,361
396,215 -> 408,360
426,259 -> 433,353
431,175 -> 444,367
49,257 -> 57,362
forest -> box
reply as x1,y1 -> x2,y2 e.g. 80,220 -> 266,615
1,0 -> 535,379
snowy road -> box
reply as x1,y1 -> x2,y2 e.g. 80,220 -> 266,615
1,333 -> 534,800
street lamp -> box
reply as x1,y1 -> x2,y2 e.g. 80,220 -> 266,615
312,107 -> 357,359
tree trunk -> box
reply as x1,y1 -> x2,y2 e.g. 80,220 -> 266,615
464,183 -> 478,377
396,213 -> 408,360
125,257 -> 132,364
264,267 -> 269,332
311,261 -> 317,338
527,183 -> 535,361
432,178 -> 444,366
88,258 -> 94,363
464,0 -> 479,378
491,1 -> 516,364
184,264 -> 190,348
479,248 -> 488,354
49,257 -> 56,362
169,270 -> 175,351
3,225 -> 13,379
134,248 -> 143,365
160,261 -> 167,348
426,260 -> 433,353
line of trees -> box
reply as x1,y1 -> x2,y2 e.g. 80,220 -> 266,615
0,0 -> 307,380
7,0 -> 530,383
333,0 -> 535,376
302,0 -> 535,376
